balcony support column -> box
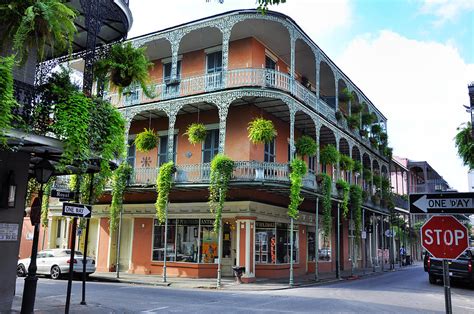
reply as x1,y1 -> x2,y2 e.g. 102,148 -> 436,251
221,29 -> 231,88
335,74 -> 339,112
335,135 -> 341,180
166,31 -> 185,81
167,110 -> 178,162
217,101 -> 230,154
315,53 -> 321,100
289,106 -> 296,160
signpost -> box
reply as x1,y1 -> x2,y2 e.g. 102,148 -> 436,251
62,202 -> 92,218
51,189 -> 76,200
420,215 -> 469,314
409,192 -> 474,214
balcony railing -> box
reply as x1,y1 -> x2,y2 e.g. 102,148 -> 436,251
393,194 -> 409,210
107,68 -> 337,123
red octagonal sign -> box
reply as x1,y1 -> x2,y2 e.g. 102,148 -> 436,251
421,215 -> 469,259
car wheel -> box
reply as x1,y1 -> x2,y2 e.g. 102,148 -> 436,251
429,274 -> 437,284
50,265 -> 61,280
17,264 -> 26,277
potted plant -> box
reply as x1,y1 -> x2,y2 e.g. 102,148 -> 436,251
359,129 -> 368,138
295,135 -> 317,157
353,160 -> 362,175
363,168 -> 372,182
95,42 -> 155,98
371,124 -> 382,135
338,87 -> 352,103
335,111 -> 343,121
320,144 -> 339,166
351,103 -> 362,114
369,136 -> 378,148
247,117 -> 277,144
134,128 -> 158,152
339,154 -> 354,172
0,0 -> 77,65
371,193 -> 381,206
184,123 -> 207,145
347,114 -> 360,130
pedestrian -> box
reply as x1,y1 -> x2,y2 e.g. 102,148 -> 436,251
400,246 -> 406,266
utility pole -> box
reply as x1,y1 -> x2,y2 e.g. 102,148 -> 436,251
468,83 -> 474,137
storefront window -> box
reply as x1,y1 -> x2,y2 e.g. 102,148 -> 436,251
152,219 -> 176,261
200,219 -> 218,263
255,222 -> 298,264
175,219 -> 199,263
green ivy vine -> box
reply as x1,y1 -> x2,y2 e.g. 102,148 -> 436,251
41,178 -> 55,227
320,173 -> 332,240
134,128 -> 158,152
295,135 -> 317,157
209,154 -> 234,232
336,179 -> 350,218
155,161 -> 175,224
110,163 -> 132,231
247,117 -> 277,144
0,56 -> 17,146
288,158 -> 307,220
349,184 -> 363,239
184,123 -> 207,145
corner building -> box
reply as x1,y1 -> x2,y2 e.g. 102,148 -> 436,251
66,10 -> 394,281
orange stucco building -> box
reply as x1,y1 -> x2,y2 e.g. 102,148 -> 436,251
46,9 -> 395,282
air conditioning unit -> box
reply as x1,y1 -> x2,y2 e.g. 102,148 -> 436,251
434,184 -> 443,191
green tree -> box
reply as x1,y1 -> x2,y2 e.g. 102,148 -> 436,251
454,122 -> 474,169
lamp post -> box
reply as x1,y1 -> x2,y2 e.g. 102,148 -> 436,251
468,82 -> 474,138
21,158 -> 54,314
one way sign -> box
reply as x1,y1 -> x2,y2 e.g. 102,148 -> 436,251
409,192 -> 474,214
62,203 -> 92,218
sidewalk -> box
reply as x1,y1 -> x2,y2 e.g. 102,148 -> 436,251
90,262 -> 419,291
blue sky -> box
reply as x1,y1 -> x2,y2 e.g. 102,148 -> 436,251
128,0 -> 474,191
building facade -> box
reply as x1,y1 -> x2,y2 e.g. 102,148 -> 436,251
47,10 -> 396,281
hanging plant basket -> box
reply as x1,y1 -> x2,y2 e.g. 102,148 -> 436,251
338,88 -> 352,103
335,111 -> 343,121
359,129 -> 368,138
320,144 -> 340,166
339,154 -> 354,171
351,103 -> 362,114
371,124 -> 382,135
134,128 -> 158,152
353,160 -> 362,174
295,135 -> 317,157
247,117 -> 277,144
94,42 -> 154,98
347,114 -> 360,130
185,123 -> 207,145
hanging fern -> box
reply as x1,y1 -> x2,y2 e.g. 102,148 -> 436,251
288,158 -> 307,220
295,135 -> 317,157
155,161 -> 175,224
336,179 -> 350,218
371,124 -> 382,135
320,144 -> 339,166
95,42 -> 155,98
110,163 -> 132,231
134,128 -> 157,152
339,154 -> 354,171
184,123 -> 207,145
319,173 -> 332,240
347,114 -> 360,130
53,91 -> 92,171
454,122 -> 474,170
209,154 -> 234,232
338,87 -> 352,103
349,185 -> 363,239
0,56 -> 17,146
353,160 -> 362,174
363,168 -> 372,182
0,0 -> 77,65
247,117 -> 277,144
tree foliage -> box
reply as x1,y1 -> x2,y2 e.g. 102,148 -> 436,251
454,122 -> 474,170
0,56 -> 16,146
256,0 -> 286,13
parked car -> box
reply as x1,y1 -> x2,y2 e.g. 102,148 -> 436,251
17,249 -> 95,280
423,250 -> 431,272
426,247 -> 473,286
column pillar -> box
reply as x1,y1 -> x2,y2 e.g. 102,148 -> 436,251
335,74 -> 339,111
236,218 -> 256,283
218,102 -> 230,154
166,32 -> 184,81
315,53 -> 320,100
167,111 -> 177,162
335,136 -> 340,180
289,106 -> 296,160
221,30 -> 231,88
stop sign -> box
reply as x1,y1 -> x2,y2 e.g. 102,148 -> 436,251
420,215 -> 469,259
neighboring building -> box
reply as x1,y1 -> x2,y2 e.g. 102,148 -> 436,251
48,10 -> 394,281
1,1 -> 131,311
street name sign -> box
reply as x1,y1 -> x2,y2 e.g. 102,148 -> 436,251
409,192 -> 474,214
420,215 -> 469,260
62,202 -> 92,218
51,189 -> 76,200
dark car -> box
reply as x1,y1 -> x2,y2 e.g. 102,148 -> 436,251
423,251 -> 431,272
427,247 -> 473,286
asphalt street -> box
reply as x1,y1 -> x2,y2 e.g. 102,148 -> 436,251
12,265 -> 474,313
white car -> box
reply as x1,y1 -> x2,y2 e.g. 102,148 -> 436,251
17,249 -> 96,280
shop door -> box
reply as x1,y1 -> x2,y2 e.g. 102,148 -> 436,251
221,221 -> 234,277
118,218 -> 133,272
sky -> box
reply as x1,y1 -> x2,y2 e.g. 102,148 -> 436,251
127,0 -> 474,192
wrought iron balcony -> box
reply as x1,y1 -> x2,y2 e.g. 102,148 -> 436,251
107,68 -> 337,123
393,194 -> 409,210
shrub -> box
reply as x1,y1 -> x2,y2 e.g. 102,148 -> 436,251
247,117 -> 277,144
295,135 -> 317,157
184,123 -> 207,145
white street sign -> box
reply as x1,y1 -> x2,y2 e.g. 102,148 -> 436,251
62,203 -> 92,218
410,193 -> 474,214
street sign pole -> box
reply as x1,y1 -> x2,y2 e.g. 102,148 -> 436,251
65,217 -> 77,314
442,259 -> 453,314
81,173 -> 94,305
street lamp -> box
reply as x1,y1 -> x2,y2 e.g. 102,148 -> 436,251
468,82 -> 474,138
21,158 -> 54,314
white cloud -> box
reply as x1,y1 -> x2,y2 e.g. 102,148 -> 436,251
337,30 -> 474,191
128,0 -> 352,39
419,0 -> 474,23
